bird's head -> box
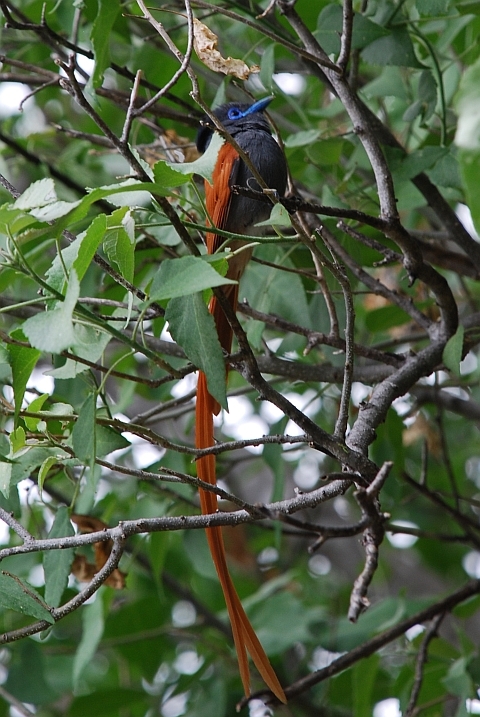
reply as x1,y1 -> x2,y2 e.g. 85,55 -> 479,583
196,97 -> 274,153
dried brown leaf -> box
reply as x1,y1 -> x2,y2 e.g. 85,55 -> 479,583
193,19 -> 260,80
403,412 -> 441,456
71,514 -> 126,589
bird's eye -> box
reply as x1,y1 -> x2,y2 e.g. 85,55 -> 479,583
227,107 -> 243,120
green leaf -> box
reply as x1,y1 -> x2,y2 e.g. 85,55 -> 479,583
417,0 -> 451,15
453,595 -> 480,619
43,506 -> 75,608
150,256 -> 236,302
364,304 -> 411,332
184,528 -> 218,580
353,654 -> 380,717
442,657 -> 473,697
392,147 -> 447,183
363,66 -> 408,99
455,56 -> 480,149
0,572 -> 54,623
166,293 -> 227,409
443,325 -> 464,375
13,178 -> 57,210
264,417 -> 288,504
315,6 -> 388,55
8,446 -> 68,490
73,595 -> 105,690
260,43 -> 276,92
352,14 -> 389,49
362,28 -> 423,68
38,455 -> 58,497
10,426 -> 25,454
4,641 -> 57,705
284,129 -> 321,148
168,132 -> 224,184
153,161 -> 193,188
72,393 -> 96,463
24,393 -> 49,431
91,0 -> 119,89
0,461 -> 12,499
22,270 -> 80,353
242,246 -> 312,338
314,5 -> 345,54
255,202 -> 292,228
250,591 -> 321,654
458,148 -> 480,233
8,330 -> 41,425
307,137 -> 345,166
46,324 -> 112,379
427,151 -> 461,189
0,204 -> 38,236
95,425 -> 130,456
46,214 -> 107,293
46,180 -> 175,239
69,689 -> 145,717
103,208 -> 135,284
29,199 -> 83,222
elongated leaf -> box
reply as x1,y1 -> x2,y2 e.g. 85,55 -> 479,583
38,455 -> 58,497
362,28 -> 422,68
255,203 -> 291,227
0,572 -> 54,623
0,462 -> 12,499
49,180 -> 184,238
44,506 -> 75,607
24,393 -> 49,431
46,214 -> 107,293
4,641 -> 57,704
443,325 -> 464,375
167,132 -> 224,184
10,426 -> 25,453
315,6 -> 388,55
150,256 -> 236,302
455,57 -> 480,230
91,0 -> 119,89
458,148 -> 480,233
95,425 -> 130,456
73,595 -> 105,690
72,393 -> 96,463
8,329 -> 41,425
260,43 -> 275,92
166,293 -> 227,409
153,161 -> 192,188
13,178 -> 56,210
22,270 -> 80,353
30,199 -> 82,222
46,324 -> 112,379
103,208 -> 135,283
285,129 -> 321,148
417,0 -> 451,15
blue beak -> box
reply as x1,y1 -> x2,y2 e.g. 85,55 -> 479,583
243,96 -> 274,117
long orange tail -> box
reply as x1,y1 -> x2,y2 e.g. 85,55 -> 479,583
195,297 -> 286,703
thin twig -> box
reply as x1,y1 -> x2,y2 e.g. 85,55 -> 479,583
404,613 -> 445,717
134,0 -> 195,116
347,462 -> 391,621
338,0 -> 354,71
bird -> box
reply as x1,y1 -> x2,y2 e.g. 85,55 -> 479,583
195,97 -> 288,703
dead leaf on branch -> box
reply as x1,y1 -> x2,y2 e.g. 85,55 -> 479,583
137,129 -> 200,166
71,514 -> 126,589
403,412 -> 441,456
193,19 -> 260,80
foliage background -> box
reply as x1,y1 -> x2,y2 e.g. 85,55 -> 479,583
1,0 -> 480,715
